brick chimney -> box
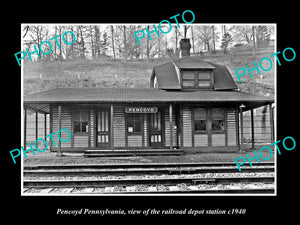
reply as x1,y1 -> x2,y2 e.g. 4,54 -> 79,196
179,38 -> 191,57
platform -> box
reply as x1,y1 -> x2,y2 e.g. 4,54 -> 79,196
83,149 -> 184,157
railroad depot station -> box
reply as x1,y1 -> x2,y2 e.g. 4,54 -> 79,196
23,39 -> 274,157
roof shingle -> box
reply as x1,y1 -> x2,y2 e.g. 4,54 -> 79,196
24,87 -> 274,104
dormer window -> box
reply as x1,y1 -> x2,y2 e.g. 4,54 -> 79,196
181,69 -> 213,89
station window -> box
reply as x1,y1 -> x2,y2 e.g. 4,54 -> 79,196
212,108 -> 225,133
194,108 -> 225,133
127,114 -> 143,134
74,110 -> 88,133
194,108 -> 207,133
182,70 -> 212,89
197,71 -> 212,88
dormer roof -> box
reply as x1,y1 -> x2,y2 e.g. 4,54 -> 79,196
150,56 -> 238,90
173,56 -> 216,69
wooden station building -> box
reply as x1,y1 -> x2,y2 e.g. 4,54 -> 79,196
24,39 -> 274,156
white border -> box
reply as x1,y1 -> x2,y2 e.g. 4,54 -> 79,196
21,23 -> 277,197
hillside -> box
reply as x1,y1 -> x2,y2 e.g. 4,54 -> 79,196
23,49 -> 275,97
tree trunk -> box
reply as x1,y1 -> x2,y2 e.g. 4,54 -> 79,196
59,27 -> 62,61
212,25 -> 216,53
252,25 -> 256,58
89,26 -> 94,59
111,26 -> 116,60
184,25 -> 187,39
123,25 -> 127,60
54,26 -> 57,59
146,25 -> 150,62
191,26 -> 195,54
78,26 -> 85,59
175,26 -> 179,57
158,35 -> 161,58
95,26 -> 101,57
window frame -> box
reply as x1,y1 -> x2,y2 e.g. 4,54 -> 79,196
193,108 -> 225,134
73,110 -> 89,134
211,108 -> 225,134
193,108 -> 207,134
181,69 -> 213,89
126,113 -> 143,135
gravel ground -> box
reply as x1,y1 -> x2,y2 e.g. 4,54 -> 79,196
23,182 -> 275,194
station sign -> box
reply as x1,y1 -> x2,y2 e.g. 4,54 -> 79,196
125,107 -> 158,113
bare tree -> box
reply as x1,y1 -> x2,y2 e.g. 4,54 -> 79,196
28,25 -> 48,61
146,25 -> 150,61
195,25 -> 213,52
191,26 -> 195,54
110,25 -> 116,59
184,25 -> 190,39
88,26 -> 95,59
94,25 -> 101,57
252,25 -> 256,57
173,26 -> 181,57
77,25 -> 87,59
231,25 -> 253,44
117,25 -> 128,60
211,25 -> 216,53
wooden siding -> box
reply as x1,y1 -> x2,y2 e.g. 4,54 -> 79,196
113,105 -> 126,148
47,104 -> 243,151
165,108 -> 177,147
227,108 -> 237,146
194,134 -> 208,146
74,135 -> 89,147
51,105 -> 72,148
212,134 -> 226,146
128,135 -> 143,147
182,106 -> 192,147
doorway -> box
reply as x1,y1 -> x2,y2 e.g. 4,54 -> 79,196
149,111 -> 164,148
96,109 -> 110,148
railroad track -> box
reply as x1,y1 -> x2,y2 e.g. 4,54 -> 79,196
23,162 -> 275,194
24,162 -> 274,176
24,162 -> 274,170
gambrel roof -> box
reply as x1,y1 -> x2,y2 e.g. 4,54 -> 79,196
150,56 -> 238,90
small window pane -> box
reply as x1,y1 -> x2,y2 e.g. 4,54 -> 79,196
212,120 -> 224,131
194,108 -> 206,120
81,111 -> 88,121
183,80 -> 195,87
212,108 -> 224,119
82,122 -> 88,132
183,70 -> 195,79
198,80 -> 211,87
157,112 -> 161,131
198,72 -> 211,79
134,121 -> 142,132
127,114 -> 134,120
195,120 -> 206,131
74,111 -> 80,121
74,122 -> 81,132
